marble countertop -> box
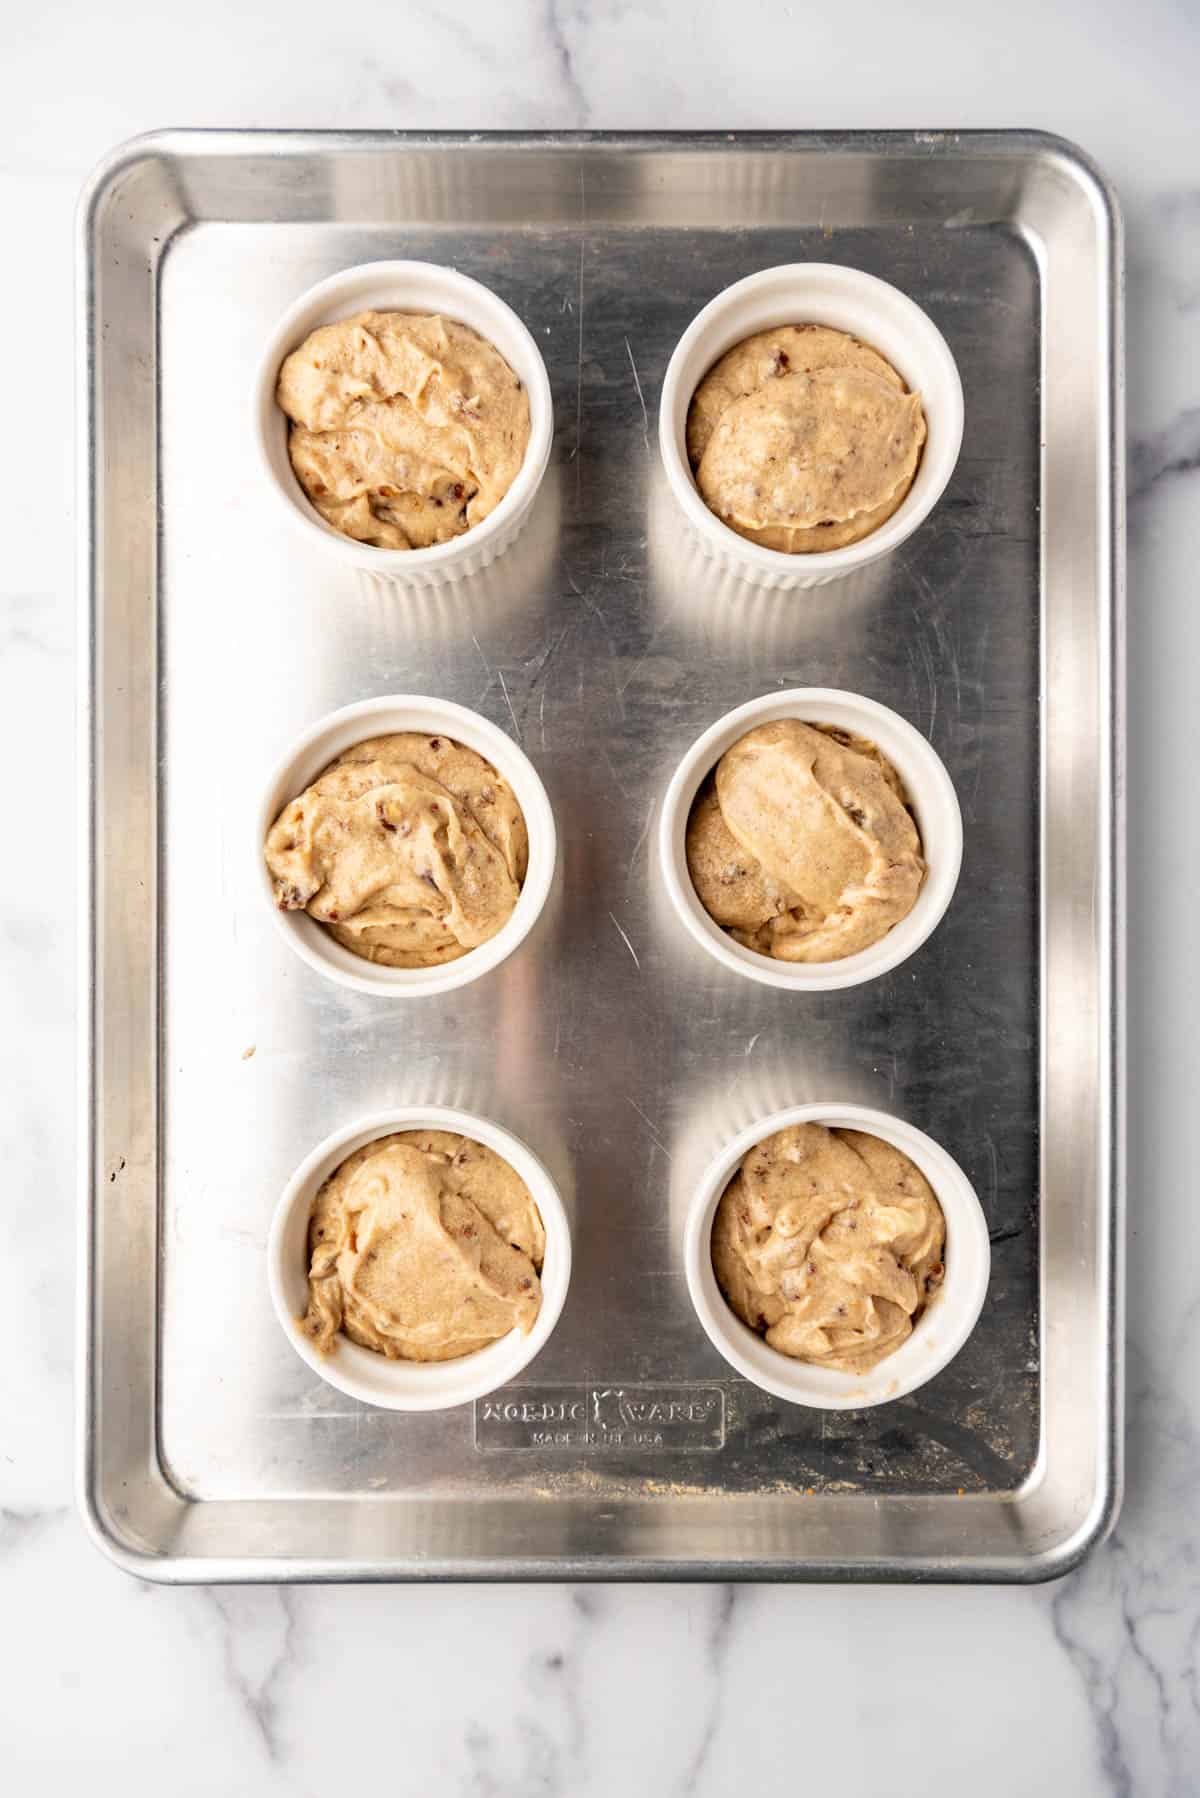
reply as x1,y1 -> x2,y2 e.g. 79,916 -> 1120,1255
3,1 -> 1197,1789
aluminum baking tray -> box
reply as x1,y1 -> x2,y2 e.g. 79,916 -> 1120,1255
79,129 -> 1124,1582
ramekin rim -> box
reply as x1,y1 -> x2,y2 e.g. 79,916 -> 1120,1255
256,693 -> 557,998
657,687 -> 963,992
252,258 -> 554,572
682,1100 -> 991,1410
657,260 -> 965,577
267,1104 -> 572,1411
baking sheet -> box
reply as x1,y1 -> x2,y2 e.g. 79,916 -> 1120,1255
80,130 -> 1122,1580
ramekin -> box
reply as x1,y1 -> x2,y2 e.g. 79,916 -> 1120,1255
684,1103 -> 990,1410
268,1107 -> 571,1411
258,695 -> 556,997
658,687 -> 962,992
658,263 -> 964,590
253,260 -> 554,587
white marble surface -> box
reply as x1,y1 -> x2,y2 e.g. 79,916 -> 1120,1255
2,1 -> 1198,1789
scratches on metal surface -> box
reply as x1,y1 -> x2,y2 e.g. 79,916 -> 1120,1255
625,1095 -> 672,1160
625,797 -> 656,882
929,608 -> 962,715
496,666 -> 521,741
469,630 -> 522,739
607,910 -> 641,971
529,619 -> 575,685
564,562 -> 600,622
912,616 -> 938,742
981,1131 -> 1000,1216
520,620 -> 574,741
871,1052 -> 898,1100
570,165 -> 586,495
601,745 -> 632,800
624,335 -> 650,453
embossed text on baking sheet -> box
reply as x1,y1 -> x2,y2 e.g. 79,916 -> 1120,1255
474,1385 -> 726,1452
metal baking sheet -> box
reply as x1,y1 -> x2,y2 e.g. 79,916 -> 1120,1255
79,130 -> 1123,1582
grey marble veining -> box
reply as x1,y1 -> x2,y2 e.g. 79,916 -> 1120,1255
3,0 -> 1199,1789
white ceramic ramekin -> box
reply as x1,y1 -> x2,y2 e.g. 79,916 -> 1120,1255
253,260 -> 554,587
258,694 -> 556,997
268,1107 -> 571,1411
659,263 -> 964,590
684,1102 -> 990,1410
659,687 -> 962,992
